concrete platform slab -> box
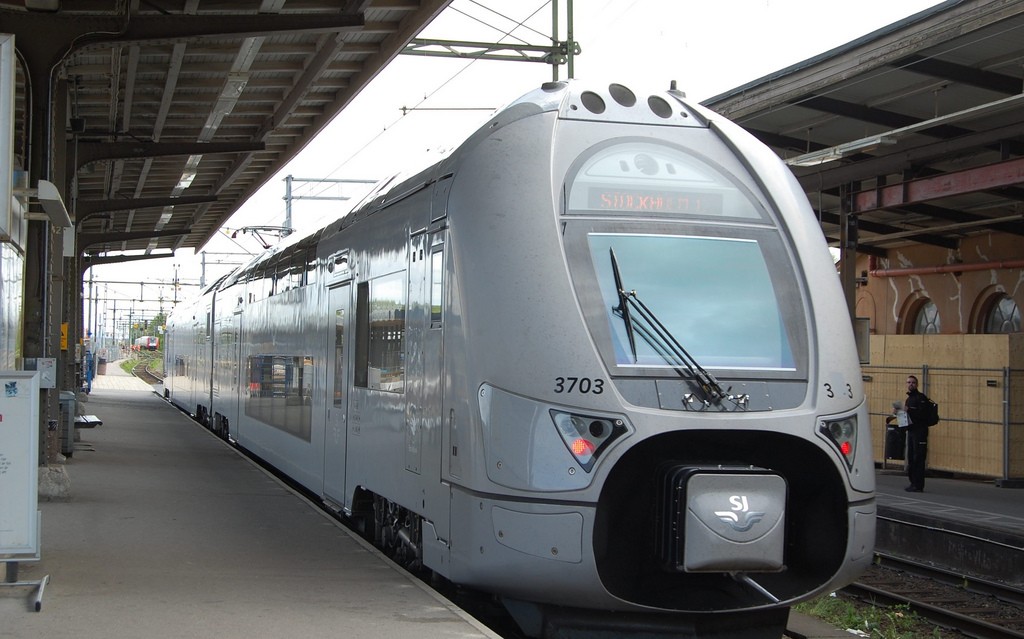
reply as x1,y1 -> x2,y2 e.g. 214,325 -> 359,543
2,386 -> 497,639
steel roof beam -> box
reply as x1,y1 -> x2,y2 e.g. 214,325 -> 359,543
78,13 -> 365,50
743,128 -> 829,155
76,195 -> 219,217
900,201 -> 1024,236
823,235 -> 889,258
80,252 -> 176,274
403,39 -> 571,64
73,141 -> 265,171
816,209 -> 958,249
0,10 -> 365,72
794,121 -> 1024,191
793,95 -> 971,139
853,156 -> 1024,213
251,32 -> 348,142
893,54 -> 1024,94
79,228 -> 190,251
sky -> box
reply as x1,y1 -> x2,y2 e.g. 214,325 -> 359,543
85,0 -> 948,342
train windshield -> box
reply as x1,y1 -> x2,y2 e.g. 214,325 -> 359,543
563,138 -> 807,376
589,233 -> 795,371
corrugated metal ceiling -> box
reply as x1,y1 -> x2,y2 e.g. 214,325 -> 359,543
704,0 -> 1024,256
2,0 -> 450,261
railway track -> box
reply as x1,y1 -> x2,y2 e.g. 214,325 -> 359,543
842,554 -> 1024,639
130,356 -> 165,385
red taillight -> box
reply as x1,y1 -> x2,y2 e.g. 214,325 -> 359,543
550,410 -> 626,472
572,438 -> 596,458
820,416 -> 858,469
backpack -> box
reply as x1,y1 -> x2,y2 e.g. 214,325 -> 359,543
918,397 -> 940,427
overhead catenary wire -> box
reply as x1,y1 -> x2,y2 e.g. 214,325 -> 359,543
257,1 -> 553,234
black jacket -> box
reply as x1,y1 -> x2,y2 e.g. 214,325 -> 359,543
905,388 -> 929,430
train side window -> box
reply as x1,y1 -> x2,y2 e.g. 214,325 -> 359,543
263,270 -> 273,298
305,247 -> 318,287
333,305 -> 345,406
277,268 -> 291,293
430,247 -> 443,327
367,272 -> 406,392
327,251 -> 350,278
289,253 -> 304,290
254,267 -> 271,300
354,282 -> 370,388
353,274 -> 406,392
244,354 -> 313,441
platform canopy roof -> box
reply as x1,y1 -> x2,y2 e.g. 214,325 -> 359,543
2,0 -> 452,260
5,0 -> 1023,263
703,0 -> 1024,257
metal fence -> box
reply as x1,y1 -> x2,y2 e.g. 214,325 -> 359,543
863,365 -> 1024,480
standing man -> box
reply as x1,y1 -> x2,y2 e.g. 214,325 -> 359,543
903,375 -> 929,492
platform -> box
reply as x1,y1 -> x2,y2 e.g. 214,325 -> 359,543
1,364 -> 498,639
875,470 -> 1024,533
873,468 -> 1024,586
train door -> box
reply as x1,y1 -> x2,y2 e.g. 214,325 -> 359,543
407,225 -> 449,553
406,231 -> 427,475
406,228 -> 445,470
323,282 -> 350,505
214,306 -> 241,442
233,306 -> 246,443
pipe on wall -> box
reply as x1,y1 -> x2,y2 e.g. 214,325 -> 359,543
869,257 -> 1024,277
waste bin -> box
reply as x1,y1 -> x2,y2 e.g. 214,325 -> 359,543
97,357 -> 107,375
59,390 -> 76,457
884,425 -> 906,460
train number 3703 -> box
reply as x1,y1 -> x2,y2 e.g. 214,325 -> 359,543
554,377 -> 605,394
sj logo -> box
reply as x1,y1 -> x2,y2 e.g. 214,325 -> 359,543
714,495 -> 765,532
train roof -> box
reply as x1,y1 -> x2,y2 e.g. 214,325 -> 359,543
331,80 -> 714,231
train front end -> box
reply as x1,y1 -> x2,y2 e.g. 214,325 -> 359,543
441,82 -> 875,637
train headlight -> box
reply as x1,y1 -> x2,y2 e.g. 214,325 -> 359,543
550,410 -> 626,472
819,416 -> 858,468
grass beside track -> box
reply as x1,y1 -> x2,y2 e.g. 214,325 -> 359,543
120,352 -> 163,378
795,593 -> 955,638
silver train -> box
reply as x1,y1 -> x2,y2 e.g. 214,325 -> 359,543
165,81 -> 875,639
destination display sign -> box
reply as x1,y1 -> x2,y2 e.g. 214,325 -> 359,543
588,188 -> 724,215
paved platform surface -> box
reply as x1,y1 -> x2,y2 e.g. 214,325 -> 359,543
2,363 -> 498,639
88,359 -> 155,392
875,468 -> 1024,540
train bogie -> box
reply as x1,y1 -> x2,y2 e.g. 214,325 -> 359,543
166,81 -> 874,638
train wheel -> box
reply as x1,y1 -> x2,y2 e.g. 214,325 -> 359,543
371,494 -> 423,572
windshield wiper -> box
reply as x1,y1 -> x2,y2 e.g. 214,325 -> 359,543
609,248 -> 638,363
609,248 -> 727,405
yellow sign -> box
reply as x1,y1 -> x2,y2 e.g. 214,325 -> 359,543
61,322 -> 68,350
